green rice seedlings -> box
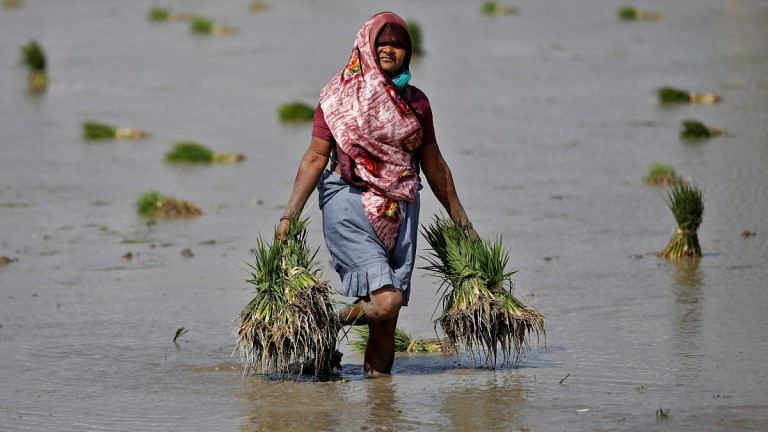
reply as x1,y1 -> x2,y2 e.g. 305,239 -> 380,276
407,20 -> 424,56
234,217 -> 341,377
660,184 -> 703,259
190,17 -> 237,35
165,141 -> 245,163
148,7 -> 194,22
21,40 -> 49,93
482,1 -> 519,15
350,326 -> 453,354
680,120 -> 723,140
82,121 -> 149,140
422,216 -> 544,367
278,102 -> 315,123
137,190 -> 203,218
3,0 -> 22,9
618,6 -> 662,21
657,86 -> 721,104
249,1 -> 268,13
643,162 -> 685,186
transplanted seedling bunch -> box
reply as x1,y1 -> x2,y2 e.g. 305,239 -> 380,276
82,121 -> 148,140
234,217 -> 340,377
350,326 -> 453,354
21,40 -> 48,92
165,141 -> 244,163
660,183 -> 703,259
147,7 -> 194,22
278,102 -> 315,123
643,162 -> 685,186
190,17 -> 237,35
407,20 -> 424,56
137,190 -> 203,219
482,1 -> 519,15
422,216 -> 544,367
657,86 -> 721,104
618,6 -> 663,21
680,120 -> 723,141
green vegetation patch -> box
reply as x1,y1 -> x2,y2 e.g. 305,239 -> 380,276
350,326 -> 451,354
191,17 -> 214,34
166,141 -> 214,162
137,190 -> 202,218
278,102 -> 315,123
21,40 -> 46,73
680,120 -> 722,140
643,162 -> 684,186
407,20 -> 424,55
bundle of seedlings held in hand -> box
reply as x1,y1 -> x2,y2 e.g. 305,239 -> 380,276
660,183 -> 703,259
21,40 -> 48,92
82,121 -> 148,140
136,190 -> 202,219
422,216 -> 544,367
234,217 -> 341,377
165,141 -> 244,163
350,326 -> 453,354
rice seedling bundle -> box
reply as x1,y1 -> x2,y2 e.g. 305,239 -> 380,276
278,102 -> 315,123
190,17 -> 237,35
350,326 -> 453,354
234,218 -> 340,377
657,87 -> 721,104
680,120 -> 723,140
137,190 -> 203,218
618,6 -> 662,21
406,20 -> 424,56
165,141 -> 245,163
82,121 -> 148,140
422,216 -> 544,366
21,40 -> 48,92
249,1 -> 268,13
661,184 -> 703,259
481,1 -> 518,16
3,0 -> 22,9
643,162 -> 684,186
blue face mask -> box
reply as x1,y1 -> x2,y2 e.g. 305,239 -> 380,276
391,69 -> 411,88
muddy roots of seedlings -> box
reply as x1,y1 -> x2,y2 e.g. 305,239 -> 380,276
350,326 -> 453,354
660,183 -> 703,259
422,216 -> 544,367
234,217 -> 341,378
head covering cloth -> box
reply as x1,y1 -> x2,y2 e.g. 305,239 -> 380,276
319,12 -> 423,251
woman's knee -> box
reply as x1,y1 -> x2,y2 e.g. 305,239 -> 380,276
366,286 -> 403,321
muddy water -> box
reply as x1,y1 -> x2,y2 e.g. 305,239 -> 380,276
1,0 -> 767,430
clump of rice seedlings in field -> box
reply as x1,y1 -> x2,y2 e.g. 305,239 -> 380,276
21,40 -> 49,93
422,216 -> 544,367
137,190 -> 203,219
234,217 -> 341,377
147,7 -> 194,22
643,162 -> 685,186
165,141 -> 245,163
660,183 -> 703,259
680,120 -> 723,140
350,326 -> 453,354
82,121 -> 149,140
657,86 -> 721,104
407,20 -> 424,56
618,6 -> 662,21
278,102 -> 315,123
482,1 -> 519,15
249,1 -> 268,12
190,17 -> 237,35
3,0 -> 22,9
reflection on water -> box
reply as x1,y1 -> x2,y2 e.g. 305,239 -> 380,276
669,259 -> 704,381
239,380 -> 345,431
439,373 -> 526,430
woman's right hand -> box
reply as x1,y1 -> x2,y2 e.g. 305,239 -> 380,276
276,218 -> 291,242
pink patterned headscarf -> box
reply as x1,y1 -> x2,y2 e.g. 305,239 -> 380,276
319,12 -> 423,251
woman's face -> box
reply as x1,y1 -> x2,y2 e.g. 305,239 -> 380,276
377,42 -> 407,76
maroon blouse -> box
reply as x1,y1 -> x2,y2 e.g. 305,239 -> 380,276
312,85 -> 437,183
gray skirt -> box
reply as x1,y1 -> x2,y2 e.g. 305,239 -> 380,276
317,170 -> 420,306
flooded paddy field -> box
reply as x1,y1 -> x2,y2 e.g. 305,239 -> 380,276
1,0 -> 767,430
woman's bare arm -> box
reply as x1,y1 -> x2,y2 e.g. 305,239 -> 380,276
276,137 -> 333,239
420,144 -> 476,236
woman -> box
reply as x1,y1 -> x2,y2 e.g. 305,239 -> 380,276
277,11 -> 475,375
